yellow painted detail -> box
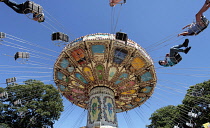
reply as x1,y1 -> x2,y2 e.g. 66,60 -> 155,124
72,81 -> 84,88
84,67 -> 94,81
131,57 -> 145,71
141,88 -> 147,92
116,101 -> 125,105
121,90 -> 136,95
135,97 -> 143,102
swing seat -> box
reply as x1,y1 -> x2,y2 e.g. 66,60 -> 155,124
173,52 -> 182,64
14,99 -> 22,105
24,1 -> 43,14
14,52 -> 30,60
196,16 -> 209,35
0,92 -> 8,99
52,32 -> 69,42
174,126 -> 179,128
116,32 -> 128,42
6,77 -> 16,84
0,32 -> 6,39
186,122 -> 193,127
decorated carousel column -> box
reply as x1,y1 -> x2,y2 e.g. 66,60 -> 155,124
87,86 -> 118,128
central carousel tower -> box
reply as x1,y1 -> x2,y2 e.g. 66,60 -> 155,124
53,33 -> 157,128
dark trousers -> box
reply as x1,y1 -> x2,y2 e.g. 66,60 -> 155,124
4,0 -> 30,14
169,44 -> 184,63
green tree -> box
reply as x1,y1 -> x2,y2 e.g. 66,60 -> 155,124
0,79 -> 64,128
147,80 -> 210,128
146,105 -> 180,128
181,80 -> 210,127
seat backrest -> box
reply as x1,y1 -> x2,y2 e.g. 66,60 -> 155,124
24,1 -> 43,14
173,52 -> 182,64
202,16 -> 209,26
52,32 -> 61,41
52,32 -> 69,42
6,77 -> 16,83
14,52 -> 30,60
0,32 -> 6,39
116,32 -> 128,42
196,17 -> 209,35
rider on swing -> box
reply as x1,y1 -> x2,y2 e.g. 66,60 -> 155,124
1,0 -> 45,22
178,0 -> 210,36
159,39 -> 191,67
109,0 -> 126,7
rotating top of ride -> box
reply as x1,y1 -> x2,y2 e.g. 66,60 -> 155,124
53,33 -> 157,112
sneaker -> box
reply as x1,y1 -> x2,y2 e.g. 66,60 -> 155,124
182,39 -> 189,47
184,47 -> 191,54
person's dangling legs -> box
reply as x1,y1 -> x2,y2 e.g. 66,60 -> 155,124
170,39 -> 191,62
3,0 -> 24,13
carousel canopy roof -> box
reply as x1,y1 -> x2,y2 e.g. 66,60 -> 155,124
54,33 -> 157,112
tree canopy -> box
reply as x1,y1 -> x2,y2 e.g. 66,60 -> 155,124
0,79 -> 64,128
146,105 -> 180,128
147,80 -> 210,128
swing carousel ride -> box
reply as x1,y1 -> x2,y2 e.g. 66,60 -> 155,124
53,33 -> 157,127
0,0 -> 210,128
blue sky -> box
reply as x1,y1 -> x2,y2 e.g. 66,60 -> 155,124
0,0 -> 210,128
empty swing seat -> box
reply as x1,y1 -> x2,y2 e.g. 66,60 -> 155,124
0,32 -> 6,39
23,1 -> 43,14
52,32 -> 69,42
116,32 -> 128,42
14,99 -> 22,105
0,92 -> 8,99
6,77 -> 16,84
14,52 -> 30,60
